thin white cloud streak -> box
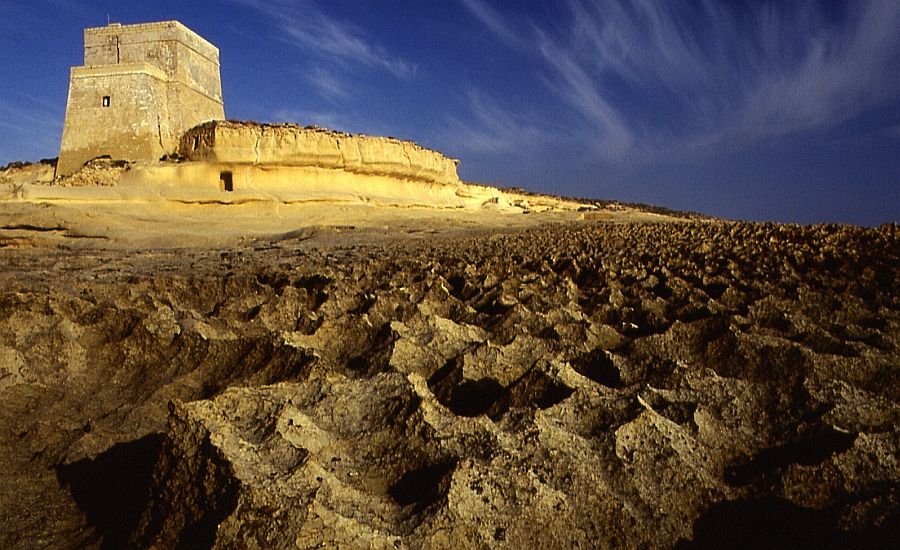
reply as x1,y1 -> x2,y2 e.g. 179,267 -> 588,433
457,0 -> 523,49
0,99 -> 60,132
231,0 -> 414,79
304,67 -> 351,101
444,91 -> 546,153
535,28 -> 632,158
460,0 -> 900,159
737,1 -> 900,139
565,0 -> 715,92
0,95 -> 64,160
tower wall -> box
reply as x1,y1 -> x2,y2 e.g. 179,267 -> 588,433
57,21 -> 224,176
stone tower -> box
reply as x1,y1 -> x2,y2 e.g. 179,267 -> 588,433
57,21 -> 225,176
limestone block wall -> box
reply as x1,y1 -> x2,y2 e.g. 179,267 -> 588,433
83,21 -> 222,102
180,121 -> 461,187
166,84 -> 224,147
58,21 -> 224,176
57,64 -> 172,177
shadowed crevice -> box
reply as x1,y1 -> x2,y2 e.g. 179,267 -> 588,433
725,425 -> 857,486
428,357 -> 506,418
55,434 -> 164,550
388,460 -> 458,512
677,496 -> 899,550
572,349 -> 622,388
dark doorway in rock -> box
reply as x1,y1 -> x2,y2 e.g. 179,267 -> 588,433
102,95 -> 111,107
220,171 -> 233,192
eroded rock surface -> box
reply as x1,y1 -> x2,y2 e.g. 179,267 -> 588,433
0,221 -> 897,548
181,121 -> 462,186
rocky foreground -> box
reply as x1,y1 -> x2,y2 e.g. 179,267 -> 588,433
0,220 -> 897,548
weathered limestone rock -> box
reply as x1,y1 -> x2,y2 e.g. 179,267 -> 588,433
0,160 -> 55,186
180,121 -> 461,187
0,221 -> 896,548
0,222 -> 900,548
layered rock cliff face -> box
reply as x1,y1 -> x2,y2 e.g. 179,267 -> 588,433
180,121 -> 461,187
0,221 -> 897,548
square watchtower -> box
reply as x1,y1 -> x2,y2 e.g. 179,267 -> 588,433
57,21 -> 225,176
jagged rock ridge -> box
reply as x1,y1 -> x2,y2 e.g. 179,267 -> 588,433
0,221 -> 897,548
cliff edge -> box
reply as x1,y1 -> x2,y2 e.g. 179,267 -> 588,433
181,121 -> 461,187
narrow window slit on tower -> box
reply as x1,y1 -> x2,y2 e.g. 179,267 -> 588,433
220,171 -> 233,192
102,96 -> 110,107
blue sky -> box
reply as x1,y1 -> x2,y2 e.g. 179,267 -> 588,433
1,0 -> 898,225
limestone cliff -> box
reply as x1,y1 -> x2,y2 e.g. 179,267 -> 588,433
180,121 -> 461,187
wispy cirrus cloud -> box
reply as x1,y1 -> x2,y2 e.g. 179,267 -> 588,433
443,90 -> 547,153
459,0 -> 900,159
0,94 -> 63,161
534,27 -> 633,158
231,0 -> 415,79
736,0 -> 900,139
457,0 -> 523,49
303,66 -> 351,102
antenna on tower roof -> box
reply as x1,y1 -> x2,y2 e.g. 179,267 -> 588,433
107,14 -> 110,25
